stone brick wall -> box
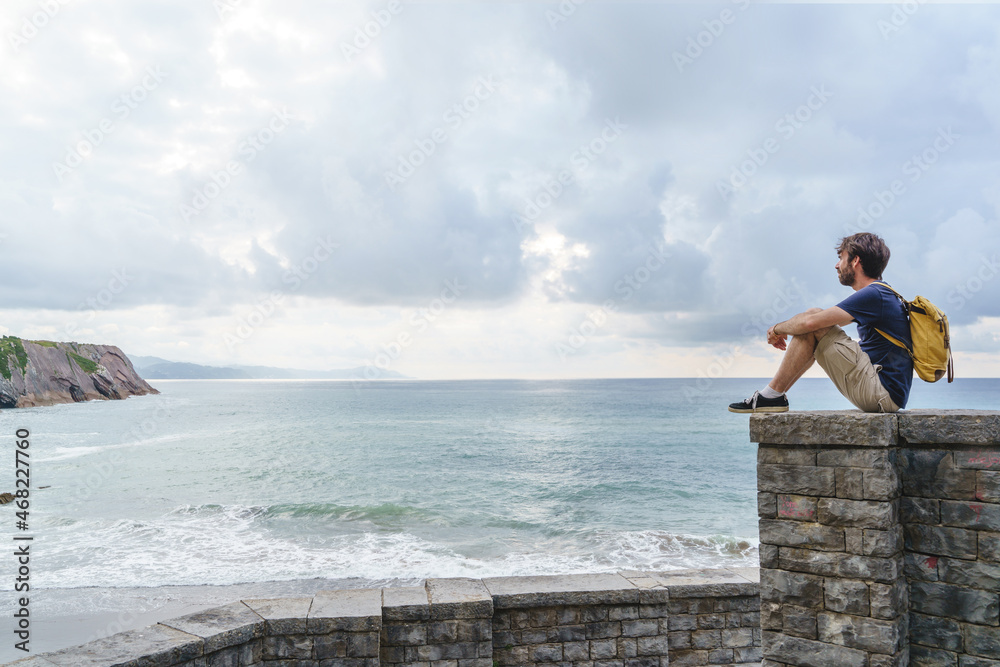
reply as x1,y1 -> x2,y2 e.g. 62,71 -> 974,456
754,412 -> 907,667
252,589 -> 382,666
898,412 -> 1000,667
380,579 -> 493,667
485,570 -> 759,667
658,571 -> 762,666
15,570 -> 761,667
752,409 -> 1000,667
487,572 -> 673,667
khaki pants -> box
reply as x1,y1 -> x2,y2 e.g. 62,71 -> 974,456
814,327 -> 900,413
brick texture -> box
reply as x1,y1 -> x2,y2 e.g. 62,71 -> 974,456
754,410 -> 1000,667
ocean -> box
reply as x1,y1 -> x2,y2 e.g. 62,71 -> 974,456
0,377 -> 995,658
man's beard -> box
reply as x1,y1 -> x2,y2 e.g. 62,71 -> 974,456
838,265 -> 855,286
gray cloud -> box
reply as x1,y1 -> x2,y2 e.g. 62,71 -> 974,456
1,1 -> 999,355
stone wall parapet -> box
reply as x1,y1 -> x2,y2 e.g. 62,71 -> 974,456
750,411 -> 898,447
15,570 -> 762,667
751,409 -> 1000,448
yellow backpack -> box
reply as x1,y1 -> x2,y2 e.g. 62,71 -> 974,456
874,282 -> 954,383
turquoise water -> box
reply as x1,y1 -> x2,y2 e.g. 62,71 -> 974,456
1,378 -> 995,590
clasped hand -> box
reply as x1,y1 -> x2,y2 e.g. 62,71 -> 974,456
767,325 -> 787,351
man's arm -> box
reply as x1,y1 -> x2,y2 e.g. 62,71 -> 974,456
766,306 -> 855,351
773,306 -> 854,336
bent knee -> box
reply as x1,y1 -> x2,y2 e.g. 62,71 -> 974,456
792,324 -> 837,343
811,325 -> 835,341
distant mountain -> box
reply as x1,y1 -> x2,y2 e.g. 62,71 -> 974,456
127,356 -> 408,380
141,362 -> 251,380
128,355 -> 174,371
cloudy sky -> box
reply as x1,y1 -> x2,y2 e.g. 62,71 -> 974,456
1,0 -> 998,379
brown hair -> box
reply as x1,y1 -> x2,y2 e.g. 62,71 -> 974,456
836,233 -> 890,279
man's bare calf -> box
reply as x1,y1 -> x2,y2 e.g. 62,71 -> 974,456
768,308 -> 833,394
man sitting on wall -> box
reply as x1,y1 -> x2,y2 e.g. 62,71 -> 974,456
729,232 -> 913,414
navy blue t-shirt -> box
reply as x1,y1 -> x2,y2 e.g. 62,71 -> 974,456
836,282 -> 914,409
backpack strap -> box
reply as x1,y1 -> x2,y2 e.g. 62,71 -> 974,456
872,282 -> 914,355
874,327 -> 913,356
873,281 -> 908,309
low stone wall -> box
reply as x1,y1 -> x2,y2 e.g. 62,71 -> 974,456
380,579 -> 492,667
13,570 -> 761,667
752,409 -> 1000,667
487,571 -> 760,667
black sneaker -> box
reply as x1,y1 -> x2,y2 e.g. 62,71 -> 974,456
728,391 -> 789,413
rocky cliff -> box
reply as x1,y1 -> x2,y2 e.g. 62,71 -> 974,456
0,336 -> 158,408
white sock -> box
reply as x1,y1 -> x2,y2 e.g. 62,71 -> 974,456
759,385 -> 783,399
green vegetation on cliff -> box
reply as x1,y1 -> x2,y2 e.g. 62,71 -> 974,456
0,336 -> 29,380
68,351 -> 100,374
31,340 -> 59,348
